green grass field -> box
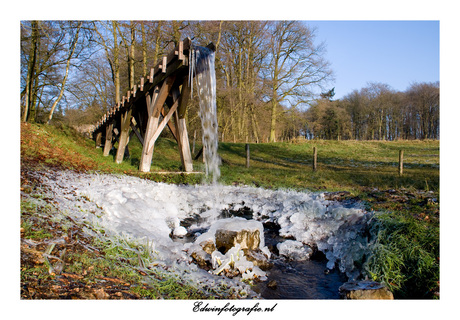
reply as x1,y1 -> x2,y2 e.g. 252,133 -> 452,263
20,123 -> 440,299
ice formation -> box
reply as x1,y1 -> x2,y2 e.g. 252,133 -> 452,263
277,240 -> 313,261
29,169 -> 372,296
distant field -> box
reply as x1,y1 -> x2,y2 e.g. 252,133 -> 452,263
219,139 -> 439,193
21,123 -> 439,194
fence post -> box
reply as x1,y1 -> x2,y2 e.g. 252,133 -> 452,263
246,144 -> 250,168
399,150 -> 404,176
313,147 -> 317,171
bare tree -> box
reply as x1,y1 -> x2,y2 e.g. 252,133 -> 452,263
264,21 -> 332,142
47,21 -> 82,124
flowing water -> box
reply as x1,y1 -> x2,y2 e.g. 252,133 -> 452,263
253,227 -> 348,299
253,259 -> 347,299
191,46 -> 221,183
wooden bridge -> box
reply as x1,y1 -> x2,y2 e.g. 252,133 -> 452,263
91,38 -> 214,173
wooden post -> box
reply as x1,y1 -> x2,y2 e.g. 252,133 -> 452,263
399,150 -> 404,176
246,144 -> 250,168
103,123 -> 113,156
313,147 -> 317,171
95,131 -> 102,148
115,109 -> 133,164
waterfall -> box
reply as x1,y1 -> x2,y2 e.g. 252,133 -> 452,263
190,46 -> 221,183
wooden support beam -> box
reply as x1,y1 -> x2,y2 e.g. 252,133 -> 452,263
175,76 -> 193,172
147,94 -> 180,154
115,109 -> 133,164
194,147 -> 203,161
103,122 -> 114,156
160,108 -> 178,141
130,121 -> 144,146
139,75 -> 176,172
146,86 -> 159,117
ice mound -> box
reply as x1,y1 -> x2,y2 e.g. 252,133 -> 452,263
34,170 -> 372,291
277,240 -> 313,261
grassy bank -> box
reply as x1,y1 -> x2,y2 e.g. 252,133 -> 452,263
20,122 -> 440,299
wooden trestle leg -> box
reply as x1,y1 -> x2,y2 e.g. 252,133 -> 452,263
95,131 -> 102,148
139,75 -> 176,172
175,76 -> 193,172
115,109 -> 133,164
103,122 -> 113,156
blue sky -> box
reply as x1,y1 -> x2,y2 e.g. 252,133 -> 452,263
307,21 -> 440,99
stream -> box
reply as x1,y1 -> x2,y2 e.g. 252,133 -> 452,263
253,259 -> 347,299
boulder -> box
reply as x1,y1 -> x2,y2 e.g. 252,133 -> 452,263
339,280 -> 394,299
245,249 -> 273,270
189,218 -> 271,280
215,228 -> 260,253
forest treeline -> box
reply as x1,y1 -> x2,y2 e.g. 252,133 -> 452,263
20,20 -> 439,142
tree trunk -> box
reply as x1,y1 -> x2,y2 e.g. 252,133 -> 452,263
23,21 -> 39,122
129,21 -> 135,89
112,21 -> 120,104
270,96 -> 278,142
47,22 -> 81,124
141,22 -> 147,77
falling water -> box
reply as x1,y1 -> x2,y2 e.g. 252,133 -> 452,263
190,46 -> 221,184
